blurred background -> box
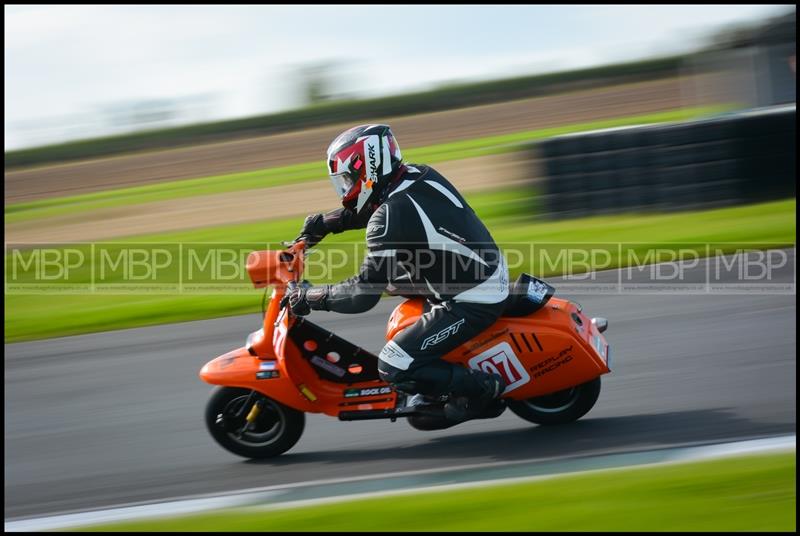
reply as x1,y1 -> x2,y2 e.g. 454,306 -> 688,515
4,5 -> 796,531
4,5 -> 796,151
4,5 -> 795,325
4,5 -> 795,226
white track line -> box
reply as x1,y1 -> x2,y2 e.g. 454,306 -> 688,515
5,434 -> 795,532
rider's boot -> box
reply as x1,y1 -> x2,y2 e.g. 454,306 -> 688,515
391,380 -> 456,431
443,367 -> 507,422
405,393 -> 461,430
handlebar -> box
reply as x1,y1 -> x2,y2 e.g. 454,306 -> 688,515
276,240 -> 307,309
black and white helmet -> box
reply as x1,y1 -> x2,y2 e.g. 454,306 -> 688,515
326,124 -> 403,218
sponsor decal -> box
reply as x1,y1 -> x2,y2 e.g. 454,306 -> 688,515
468,342 -> 530,393
259,361 -> 277,371
364,135 -> 379,182
462,328 -> 509,355
421,318 -> 465,350
299,384 -> 317,402
218,353 -> 237,369
437,226 -> 466,243
530,345 -> 573,379
255,370 -> 280,379
527,279 -> 549,303
311,355 -> 346,377
591,335 -> 608,363
344,386 -> 393,398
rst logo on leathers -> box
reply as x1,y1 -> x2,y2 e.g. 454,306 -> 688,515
421,318 -> 465,350
468,342 -> 530,393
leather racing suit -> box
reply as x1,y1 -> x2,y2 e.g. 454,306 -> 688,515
306,164 -> 509,398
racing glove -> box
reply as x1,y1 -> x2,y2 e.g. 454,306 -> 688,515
294,208 -> 370,247
295,214 -> 329,248
286,284 -> 329,316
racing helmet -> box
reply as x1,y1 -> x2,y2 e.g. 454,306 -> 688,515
326,124 -> 403,217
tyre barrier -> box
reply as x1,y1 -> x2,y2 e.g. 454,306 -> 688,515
538,105 -> 796,218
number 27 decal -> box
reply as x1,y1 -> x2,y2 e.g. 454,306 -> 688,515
468,342 -> 530,393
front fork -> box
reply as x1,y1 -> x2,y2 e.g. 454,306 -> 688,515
218,390 -> 266,437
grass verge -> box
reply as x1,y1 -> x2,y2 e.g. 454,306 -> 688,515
4,197 -> 794,343
5,105 -> 729,224
76,452 -> 796,532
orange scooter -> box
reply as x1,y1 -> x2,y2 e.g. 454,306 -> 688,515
200,242 -> 611,459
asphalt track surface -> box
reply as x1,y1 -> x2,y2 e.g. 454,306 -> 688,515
5,250 -> 796,520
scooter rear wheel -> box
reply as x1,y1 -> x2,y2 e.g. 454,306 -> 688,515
508,377 -> 601,425
205,387 -> 305,458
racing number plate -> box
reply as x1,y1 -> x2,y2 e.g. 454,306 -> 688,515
467,342 -> 530,393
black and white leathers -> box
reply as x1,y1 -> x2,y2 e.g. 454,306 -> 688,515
322,164 -> 509,313
313,164 -> 509,398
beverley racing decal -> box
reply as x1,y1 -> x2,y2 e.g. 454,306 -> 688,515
529,346 -> 574,379
461,328 -> 509,356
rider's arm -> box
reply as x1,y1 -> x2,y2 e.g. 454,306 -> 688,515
322,207 -> 369,234
297,207 -> 368,247
306,204 -> 394,314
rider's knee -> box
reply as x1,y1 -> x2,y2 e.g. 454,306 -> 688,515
378,360 -> 419,394
378,359 -> 407,383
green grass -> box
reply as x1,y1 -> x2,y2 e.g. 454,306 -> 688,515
4,105 -> 729,224
4,161 -> 325,223
77,452 -> 796,532
4,197 -> 794,343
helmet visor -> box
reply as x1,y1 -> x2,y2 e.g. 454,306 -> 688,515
329,171 -> 355,199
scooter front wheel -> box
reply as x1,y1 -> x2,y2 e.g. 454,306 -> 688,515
205,387 -> 305,459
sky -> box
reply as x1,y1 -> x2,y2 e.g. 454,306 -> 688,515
4,4 -> 793,150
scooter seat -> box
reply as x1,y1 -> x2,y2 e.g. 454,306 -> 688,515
502,273 -> 555,317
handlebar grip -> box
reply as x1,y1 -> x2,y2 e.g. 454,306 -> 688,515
290,240 -> 307,254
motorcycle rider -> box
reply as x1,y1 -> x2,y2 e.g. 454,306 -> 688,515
287,124 -> 508,421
